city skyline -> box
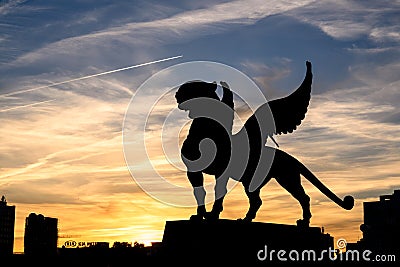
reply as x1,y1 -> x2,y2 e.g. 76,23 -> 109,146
1,0 -> 399,253
2,189 -> 399,258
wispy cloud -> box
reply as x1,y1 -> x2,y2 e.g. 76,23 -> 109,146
289,0 -> 400,42
4,0 -> 314,69
0,0 -> 28,15
1,0 -> 399,253
241,58 -> 292,98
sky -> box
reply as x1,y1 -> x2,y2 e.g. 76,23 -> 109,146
0,0 -> 399,252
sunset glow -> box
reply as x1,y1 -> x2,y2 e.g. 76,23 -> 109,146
0,0 -> 399,253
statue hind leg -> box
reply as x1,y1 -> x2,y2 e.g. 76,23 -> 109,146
187,171 -> 206,221
275,174 -> 312,227
243,188 -> 262,222
239,175 -> 271,222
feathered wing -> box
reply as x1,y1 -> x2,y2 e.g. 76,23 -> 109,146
269,61 -> 312,135
243,61 -> 312,143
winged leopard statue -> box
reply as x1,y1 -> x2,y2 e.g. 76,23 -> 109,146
175,61 -> 354,227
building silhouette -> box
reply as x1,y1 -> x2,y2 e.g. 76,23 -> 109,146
361,189 -> 400,248
0,196 -> 15,256
24,213 -> 58,256
348,189 -> 400,253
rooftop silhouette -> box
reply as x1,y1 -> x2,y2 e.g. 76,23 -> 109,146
0,195 -> 15,256
24,213 -> 58,257
348,189 -> 400,254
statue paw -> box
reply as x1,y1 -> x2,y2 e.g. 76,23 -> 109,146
244,217 -> 253,222
190,214 -> 204,222
204,211 -> 220,221
237,217 -> 252,223
296,219 -> 310,228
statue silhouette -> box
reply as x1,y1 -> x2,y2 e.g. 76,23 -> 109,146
176,80 -> 234,220
175,61 -> 354,226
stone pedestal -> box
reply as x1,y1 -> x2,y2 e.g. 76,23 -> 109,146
161,219 -> 333,264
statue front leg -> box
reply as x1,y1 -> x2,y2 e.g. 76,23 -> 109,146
187,171 -> 206,221
205,175 -> 229,221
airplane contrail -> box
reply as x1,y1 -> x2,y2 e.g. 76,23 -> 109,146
0,55 -> 183,98
0,99 -> 55,112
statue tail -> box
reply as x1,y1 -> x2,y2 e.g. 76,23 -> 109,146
297,160 -> 354,210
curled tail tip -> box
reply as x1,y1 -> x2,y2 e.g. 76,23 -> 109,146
342,195 -> 354,210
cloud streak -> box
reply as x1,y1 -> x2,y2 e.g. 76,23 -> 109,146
0,0 -> 399,253
0,55 -> 182,98
0,99 -> 55,112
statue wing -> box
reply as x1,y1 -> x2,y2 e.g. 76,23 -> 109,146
269,60 -> 312,135
243,61 -> 312,142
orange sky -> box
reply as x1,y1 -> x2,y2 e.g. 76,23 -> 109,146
0,0 -> 399,254
4,84 -> 400,252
